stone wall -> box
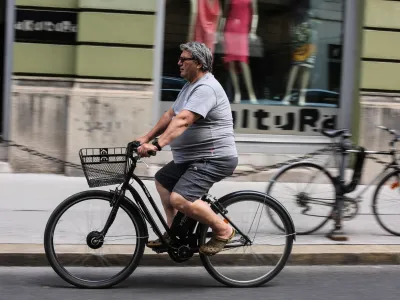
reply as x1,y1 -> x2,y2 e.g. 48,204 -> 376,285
9,79 -> 70,173
8,78 -> 154,175
6,85 -> 400,184
357,93 -> 400,184
64,80 -> 154,176
359,93 -> 400,151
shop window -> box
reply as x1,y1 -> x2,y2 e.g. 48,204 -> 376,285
159,0 -> 344,135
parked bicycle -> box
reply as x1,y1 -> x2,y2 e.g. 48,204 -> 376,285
44,141 -> 295,288
266,125 -> 400,240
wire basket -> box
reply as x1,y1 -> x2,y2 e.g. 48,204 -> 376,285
79,147 -> 131,188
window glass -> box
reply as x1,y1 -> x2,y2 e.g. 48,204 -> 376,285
160,0 -> 344,135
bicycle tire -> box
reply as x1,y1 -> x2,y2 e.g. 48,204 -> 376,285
372,169 -> 400,236
198,192 -> 294,287
266,162 -> 336,235
44,190 -> 147,288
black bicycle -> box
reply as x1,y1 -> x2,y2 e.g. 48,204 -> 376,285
266,125 -> 400,239
44,141 -> 295,288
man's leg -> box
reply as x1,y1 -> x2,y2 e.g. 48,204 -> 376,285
170,157 -> 239,254
146,160 -> 190,248
170,192 -> 232,239
155,179 -> 176,227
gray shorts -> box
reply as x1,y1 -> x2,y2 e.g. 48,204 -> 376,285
154,156 -> 238,202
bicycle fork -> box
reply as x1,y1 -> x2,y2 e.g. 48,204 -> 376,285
94,187 -> 126,243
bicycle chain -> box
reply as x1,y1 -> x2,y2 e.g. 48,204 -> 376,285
0,136 -> 393,178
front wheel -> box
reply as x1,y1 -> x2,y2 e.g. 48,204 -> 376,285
199,192 -> 295,287
372,170 -> 400,236
44,190 -> 147,288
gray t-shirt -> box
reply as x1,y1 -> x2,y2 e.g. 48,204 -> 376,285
169,73 -> 238,163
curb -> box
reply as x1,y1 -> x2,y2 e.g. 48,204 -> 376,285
1,245 -> 400,266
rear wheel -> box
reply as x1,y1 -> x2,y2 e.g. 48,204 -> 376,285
199,193 -> 294,287
44,190 -> 147,288
266,162 -> 336,235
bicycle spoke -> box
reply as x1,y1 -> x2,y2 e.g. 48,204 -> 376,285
267,162 -> 335,234
200,193 -> 293,286
373,171 -> 400,236
46,193 -> 144,287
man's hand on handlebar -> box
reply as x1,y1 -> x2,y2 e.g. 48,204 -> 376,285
137,142 -> 158,158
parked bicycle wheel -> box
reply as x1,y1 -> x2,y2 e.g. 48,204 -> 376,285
266,162 -> 336,235
44,190 -> 147,288
198,192 -> 295,287
372,169 -> 400,236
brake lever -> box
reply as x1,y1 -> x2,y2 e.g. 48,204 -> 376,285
127,141 -> 140,158
377,125 -> 387,130
377,125 -> 399,137
138,159 -> 150,168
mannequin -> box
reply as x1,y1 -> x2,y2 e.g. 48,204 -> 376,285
220,0 -> 258,104
282,0 -> 317,106
188,0 -> 222,54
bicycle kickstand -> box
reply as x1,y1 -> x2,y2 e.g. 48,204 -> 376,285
326,196 -> 348,242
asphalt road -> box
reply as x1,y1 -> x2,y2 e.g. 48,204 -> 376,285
0,266 -> 399,300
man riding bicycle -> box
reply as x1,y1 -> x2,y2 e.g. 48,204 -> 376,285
134,41 -> 238,256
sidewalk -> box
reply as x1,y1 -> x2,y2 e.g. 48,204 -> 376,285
0,173 -> 400,266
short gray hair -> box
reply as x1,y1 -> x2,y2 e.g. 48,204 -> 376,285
180,41 -> 213,73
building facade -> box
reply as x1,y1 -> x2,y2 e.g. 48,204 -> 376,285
358,0 -> 400,154
0,0 -> 396,181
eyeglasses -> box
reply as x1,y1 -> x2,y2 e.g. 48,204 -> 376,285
178,56 -> 195,63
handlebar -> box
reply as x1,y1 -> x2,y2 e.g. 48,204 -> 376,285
377,125 -> 400,142
377,125 -> 398,135
127,141 -> 157,159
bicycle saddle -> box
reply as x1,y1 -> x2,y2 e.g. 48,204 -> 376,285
320,129 -> 351,138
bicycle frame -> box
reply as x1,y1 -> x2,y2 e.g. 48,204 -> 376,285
343,148 -> 399,201
312,143 -> 399,202
322,128 -> 400,236
100,153 -> 253,250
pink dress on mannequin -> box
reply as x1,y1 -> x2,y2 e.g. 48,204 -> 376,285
223,0 -> 251,64
194,0 -> 221,53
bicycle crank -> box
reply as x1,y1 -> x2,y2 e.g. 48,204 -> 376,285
343,197 -> 359,220
168,245 -> 193,263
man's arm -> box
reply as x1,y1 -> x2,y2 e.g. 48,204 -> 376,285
140,108 -> 175,142
157,109 -> 201,148
157,85 -> 216,148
